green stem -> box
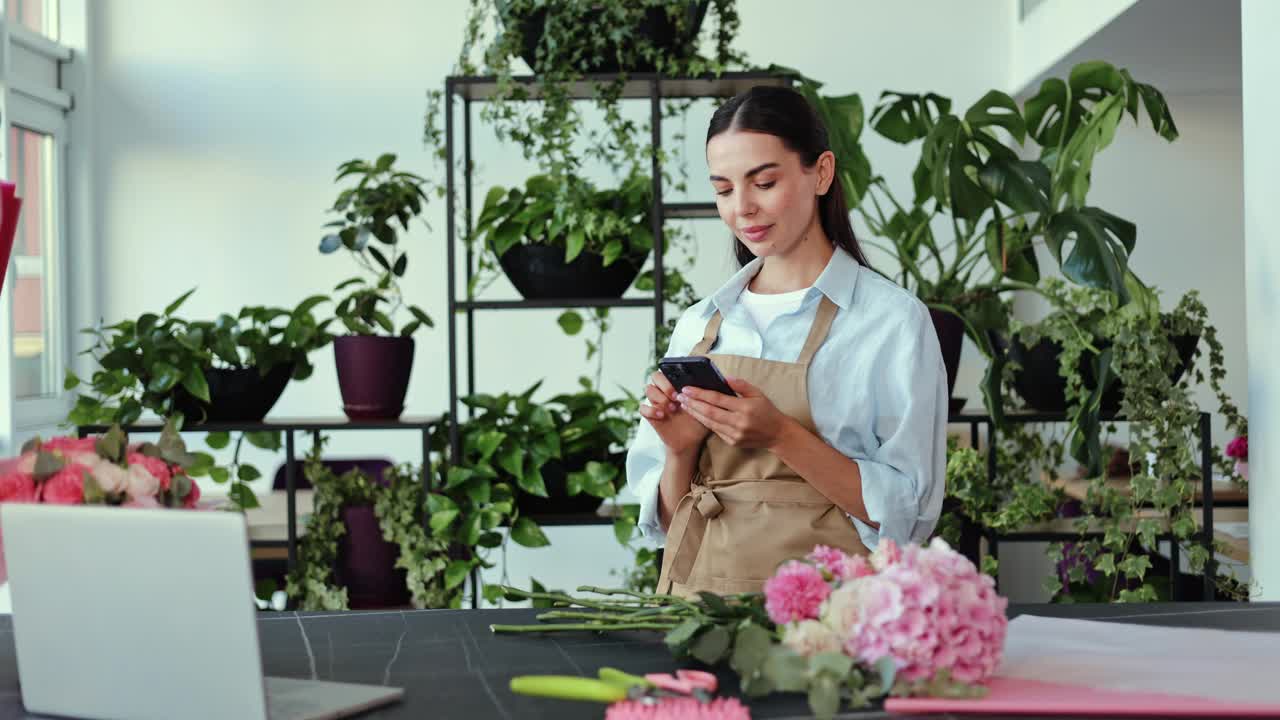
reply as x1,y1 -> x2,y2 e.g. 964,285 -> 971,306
491,622 -> 677,633
537,610 -> 682,624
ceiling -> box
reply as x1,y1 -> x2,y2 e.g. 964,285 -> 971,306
1021,0 -> 1241,96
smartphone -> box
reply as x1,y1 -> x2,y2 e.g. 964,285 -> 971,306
658,356 -> 737,397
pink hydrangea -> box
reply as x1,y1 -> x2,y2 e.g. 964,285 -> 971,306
0,473 -> 37,502
181,473 -> 202,508
1226,435 -> 1248,460
763,560 -> 831,625
870,538 -> 903,570
126,452 -> 173,491
837,539 -> 1007,683
806,545 -> 876,582
40,464 -> 89,505
605,696 -> 749,720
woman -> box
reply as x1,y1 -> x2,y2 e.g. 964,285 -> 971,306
625,85 -> 947,597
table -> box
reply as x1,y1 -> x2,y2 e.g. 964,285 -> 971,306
0,603 -> 1273,719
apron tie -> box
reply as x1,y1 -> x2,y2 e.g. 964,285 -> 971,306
694,485 -> 723,519
660,483 -> 721,588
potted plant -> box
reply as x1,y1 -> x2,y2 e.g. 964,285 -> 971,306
472,173 -> 653,300
319,154 -> 437,420
65,291 -> 331,509
788,61 -> 1178,417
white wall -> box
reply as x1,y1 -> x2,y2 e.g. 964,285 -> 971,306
1242,0 -> 1280,601
83,0 -> 1016,600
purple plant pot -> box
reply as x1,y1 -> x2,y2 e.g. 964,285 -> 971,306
335,504 -> 411,609
334,335 -> 414,420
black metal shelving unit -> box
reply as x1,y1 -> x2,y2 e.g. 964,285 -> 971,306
442,71 -> 793,607
441,71 -> 792,507
946,410 -> 1227,601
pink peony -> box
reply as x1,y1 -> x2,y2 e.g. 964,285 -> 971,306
15,453 -> 36,474
763,560 -> 831,625
807,545 -> 850,578
41,436 -> 98,455
127,452 -> 172,491
40,464 -> 89,505
89,459 -> 130,495
1226,435 -> 1248,460
123,496 -> 161,509
0,472 -> 37,502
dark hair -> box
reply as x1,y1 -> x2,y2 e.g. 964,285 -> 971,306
707,85 -> 870,268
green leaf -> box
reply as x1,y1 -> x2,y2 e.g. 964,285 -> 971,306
237,464 -> 262,482
210,466 -> 231,484
474,430 -> 505,461
33,451 -> 65,478
564,228 -> 586,263
518,461 -> 548,498
762,647 -> 809,692
873,655 -> 897,691
510,516 -> 550,547
392,253 -> 407,277
482,584 -> 505,605
557,311 -> 584,336
465,478 -> 491,506
612,517 -> 635,546
808,675 -> 840,720
601,239 -> 623,266
180,367 -> 211,404
63,370 -> 80,390
731,623 -> 772,676
1047,207 -> 1136,301
491,220 -> 523,257
444,560 -> 470,590
245,431 -> 282,452
164,288 -> 197,316
495,444 -> 524,481
664,619 -> 702,652
696,591 -> 732,616
809,652 -> 854,678
205,431 -> 231,450
229,483 -> 259,509
445,466 -> 476,490
147,362 -> 183,394
964,90 -> 1026,144
690,625 -> 731,665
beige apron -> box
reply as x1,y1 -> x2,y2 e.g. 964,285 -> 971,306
657,295 -> 871,597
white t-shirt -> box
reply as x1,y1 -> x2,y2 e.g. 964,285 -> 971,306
738,285 -> 810,334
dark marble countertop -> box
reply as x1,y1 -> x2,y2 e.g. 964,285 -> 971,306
0,602 -> 1277,719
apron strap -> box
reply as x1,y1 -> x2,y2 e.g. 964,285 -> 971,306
690,311 -> 724,356
658,483 -> 723,588
795,295 -> 839,365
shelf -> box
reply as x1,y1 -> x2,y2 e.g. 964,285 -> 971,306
662,202 -> 719,219
76,415 -> 443,435
447,71 -> 793,101
456,297 -> 657,310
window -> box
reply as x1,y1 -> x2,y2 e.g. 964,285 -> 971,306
1,0 -> 75,445
4,0 -> 56,41
8,125 -> 59,401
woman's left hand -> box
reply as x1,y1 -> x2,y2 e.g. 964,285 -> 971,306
677,377 -> 794,450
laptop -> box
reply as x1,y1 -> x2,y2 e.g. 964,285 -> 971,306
2,503 -> 405,720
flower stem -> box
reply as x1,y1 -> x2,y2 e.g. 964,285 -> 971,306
490,622 -> 677,634
537,610 -> 683,624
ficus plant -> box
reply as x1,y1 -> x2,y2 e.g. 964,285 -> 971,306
319,154 -> 437,337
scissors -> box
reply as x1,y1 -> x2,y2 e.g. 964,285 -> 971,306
510,667 -> 720,704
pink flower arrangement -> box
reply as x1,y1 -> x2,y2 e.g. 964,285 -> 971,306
1226,435 -> 1248,461
764,538 -> 1009,688
0,423 -> 204,582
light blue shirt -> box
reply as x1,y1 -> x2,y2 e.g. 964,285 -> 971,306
625,246 -> 948,550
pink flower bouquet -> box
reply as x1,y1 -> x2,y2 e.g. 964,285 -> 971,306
0,423 -> 203,583
1226,435 -> 1249,482
764,538 -> 1008,689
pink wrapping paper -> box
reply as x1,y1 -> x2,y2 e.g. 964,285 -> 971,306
0,182 -> 21,296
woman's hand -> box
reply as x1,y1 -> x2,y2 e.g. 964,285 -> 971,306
678,377 -> 796,450
638,370 -> 711,457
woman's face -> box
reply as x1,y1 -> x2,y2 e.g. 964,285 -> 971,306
706,130 -> 833,259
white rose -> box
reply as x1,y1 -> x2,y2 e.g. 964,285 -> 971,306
782,620 -> 843,657
126,463 -> 160,500
822,581 -> 864,638
92,459 -> 130,494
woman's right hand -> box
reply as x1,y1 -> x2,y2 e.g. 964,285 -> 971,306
638,370 -> 710,457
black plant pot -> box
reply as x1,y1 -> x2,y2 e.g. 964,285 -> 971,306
499,244 -> 645,300
929,309 -> 965,414
515,452 -> 623,517
334,336 -> 415,420
997,330 -> 1199,413
172,364 -> 293,423
497,0 -> 711,73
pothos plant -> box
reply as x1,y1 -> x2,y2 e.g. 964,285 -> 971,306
430,1 -> 739,379
64,288 -> 332,508
285,437 -> 453,610
798,61 -> 1178,426
944,278 -> 1249,602
319,154 -> 437,337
